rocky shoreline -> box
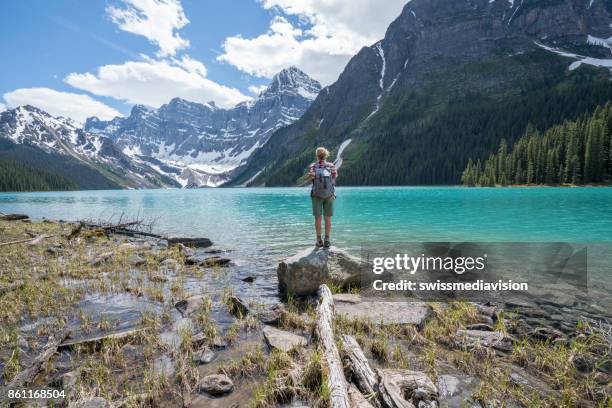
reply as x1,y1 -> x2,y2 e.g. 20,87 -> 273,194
0,214 -> 610,407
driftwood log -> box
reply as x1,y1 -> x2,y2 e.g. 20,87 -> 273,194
0,328 -> 70,402
342,334 -> 380,406
0,234 -> 54,248
316,284 -> 350,408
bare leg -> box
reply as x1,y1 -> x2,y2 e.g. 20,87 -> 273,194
324,216 -> 331,239
315,216 -> 322,239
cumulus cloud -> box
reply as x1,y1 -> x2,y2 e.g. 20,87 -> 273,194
0,103 -> 5,112
3,88 -> 121,124
107,0 -> 189,57
65,56 -> 250,109
248,85 -> 268,95
217,0 -> 408,85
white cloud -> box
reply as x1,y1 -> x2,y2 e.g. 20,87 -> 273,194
0,103 -> 5,112
107,0 -> 189,57
248,85 -> 268,95
217,0 -> 408,85
3,88 -> 121,124
65,56 -> 250,109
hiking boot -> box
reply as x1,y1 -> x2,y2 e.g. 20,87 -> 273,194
316,238 -> 324,248
323,238 -> 331,248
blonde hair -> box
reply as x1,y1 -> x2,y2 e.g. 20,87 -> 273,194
316,147 -> 329,161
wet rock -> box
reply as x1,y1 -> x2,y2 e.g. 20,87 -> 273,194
572,354 -> 595,373
228,296 -> 249,317
242,276 -> 256,283
211,337 -> 228,349
437,374 -> 478,407
277,247 -> 365,296
454,329 -> 513,352
259,303 -> 286,325
0,213 -> 29,221
333,294 -> 431,327
59,327 -> 147,350
466,323 -> 494,331
378,369 -> 438,408
192,347 -> 215,364
201,256 -> 231,267
263,326 -> 307,352
160,258 -> 179,270
473,303 -> 497,318
177,243 -> 195,257
175,295 -> 207,317
168,237 -> 213,248
476,315 -> 495,326
529,327 -> 565,342
87,252 -> 113,267
68,397 -> 110,408
127,253 -> 146,266
184,256 -> 200,265
62,371 -> 78,389
199,374 -> 234,396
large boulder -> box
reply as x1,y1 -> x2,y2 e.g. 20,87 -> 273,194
277,247 -> 364,296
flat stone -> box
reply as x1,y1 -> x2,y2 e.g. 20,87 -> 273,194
168,237 -> 213,248
199,374 -> 234,396
454,329 -> 513,352
127,253 -> 146,266
259,303 -> 286,325
263,326 -> 307,352
437,374 -> 478,407
333,295 -> 431,327
175,295 -> 207,317
200,256 -> 231,267
192,347 -> 215,364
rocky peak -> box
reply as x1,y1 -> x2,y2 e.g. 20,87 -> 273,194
262,66 -> 322,101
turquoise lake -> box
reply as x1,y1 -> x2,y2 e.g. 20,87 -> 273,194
1,187 -> 611,298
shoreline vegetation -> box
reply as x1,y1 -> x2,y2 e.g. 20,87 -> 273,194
462,103 -> 612,188
0,215 -> 610,407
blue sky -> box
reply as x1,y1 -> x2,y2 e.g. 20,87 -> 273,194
0,0 -> 407,123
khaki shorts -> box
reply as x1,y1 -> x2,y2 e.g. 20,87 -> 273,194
312,195 -> 334,217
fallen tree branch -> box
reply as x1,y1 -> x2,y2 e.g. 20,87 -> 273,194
0,234 -> 54,248
0,328 -> 70,402
317,284 -> 350,408
342,334 -> 380,407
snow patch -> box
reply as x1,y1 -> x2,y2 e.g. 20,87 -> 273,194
333,139 -> 352,170
535,41 -> 612,72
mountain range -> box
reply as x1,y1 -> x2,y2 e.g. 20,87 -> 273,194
2,0 -> 612,191
230,0 -> 612,186
0,67 -> 321,190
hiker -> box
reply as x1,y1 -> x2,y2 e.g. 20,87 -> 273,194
308,147 -> 337,248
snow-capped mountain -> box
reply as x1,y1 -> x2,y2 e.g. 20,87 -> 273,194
84,66 -> 322,187
0,105 -> 179,189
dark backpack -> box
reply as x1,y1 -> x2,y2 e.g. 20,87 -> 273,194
312,163 -> 335,198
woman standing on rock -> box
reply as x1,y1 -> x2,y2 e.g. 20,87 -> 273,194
308,147 -> 337,248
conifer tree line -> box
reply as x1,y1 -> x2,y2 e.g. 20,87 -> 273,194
462,103 -> 612,186
0,160 -> 77,192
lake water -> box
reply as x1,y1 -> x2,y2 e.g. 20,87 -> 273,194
2,187 -> 611,299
